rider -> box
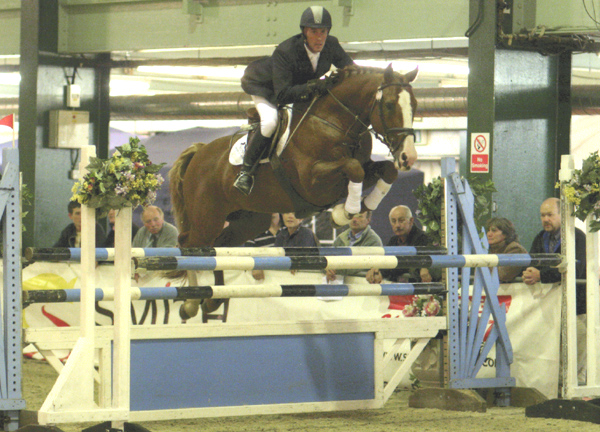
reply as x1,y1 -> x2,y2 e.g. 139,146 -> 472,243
234,5 -> 354,195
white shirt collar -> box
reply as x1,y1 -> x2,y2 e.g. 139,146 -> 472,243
304,44 -> 321,73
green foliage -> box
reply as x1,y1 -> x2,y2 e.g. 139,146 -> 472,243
413,175 -> 497,244
559,151 -> 600,232
21,183 -> 33,232
71,137 -> 165,217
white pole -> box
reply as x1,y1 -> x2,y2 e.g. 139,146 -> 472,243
560,154 -> 578,398
112,206 -> 132,424
78,145 -> 97,401
586,214 -> 600,387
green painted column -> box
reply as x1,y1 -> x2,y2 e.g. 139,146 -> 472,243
467,0 -> 571,250
18,0 -> 110,248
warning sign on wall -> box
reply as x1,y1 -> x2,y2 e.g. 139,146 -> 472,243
470,133 -> 490,173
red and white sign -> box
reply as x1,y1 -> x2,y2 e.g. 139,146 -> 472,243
470,132 -> 490,173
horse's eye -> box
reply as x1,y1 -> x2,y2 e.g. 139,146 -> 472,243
385,102 -> 395,111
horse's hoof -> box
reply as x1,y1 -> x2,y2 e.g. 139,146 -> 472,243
179,300 -> 200,320
202,298 -> 224,314
331,204 -> 353,227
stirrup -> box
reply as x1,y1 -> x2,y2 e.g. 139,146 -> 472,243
233,171 -> 254,196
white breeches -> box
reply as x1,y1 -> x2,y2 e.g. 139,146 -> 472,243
251,95 -> 278,138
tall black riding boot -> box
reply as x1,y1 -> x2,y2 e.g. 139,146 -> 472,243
233,129 -> 271,195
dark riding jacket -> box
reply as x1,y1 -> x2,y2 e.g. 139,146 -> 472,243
241,33 -> 353,106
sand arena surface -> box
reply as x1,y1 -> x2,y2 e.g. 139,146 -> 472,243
20,357 -> 600,432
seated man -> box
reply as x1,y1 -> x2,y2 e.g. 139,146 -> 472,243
54,201 -> 106,247
245,213 -> 281,247
103,208 -> 140,248
367,205 -> 439,284
522,197 -> 587,384
247,213 -> 281,281
274,213 -> 319,247
132,205 -> 178,248
326,210 -> 382,282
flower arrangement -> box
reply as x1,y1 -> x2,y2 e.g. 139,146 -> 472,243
402,295 -> 443,317
558,151 -> 600,232
71,137 -> 165,216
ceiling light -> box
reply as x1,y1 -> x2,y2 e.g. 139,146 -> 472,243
0,73 -> 20,85
137,65 -> 245,80
110,79 -> 151,96
354,59 -> 469,76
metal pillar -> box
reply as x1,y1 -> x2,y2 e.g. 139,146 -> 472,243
18,0 -> 111,248
466,0 -> 572,249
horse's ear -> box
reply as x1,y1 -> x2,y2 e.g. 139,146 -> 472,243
384,63 -> 394,83
405,67 -> 419,83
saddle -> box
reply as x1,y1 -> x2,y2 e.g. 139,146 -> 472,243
245,107 -> 331,219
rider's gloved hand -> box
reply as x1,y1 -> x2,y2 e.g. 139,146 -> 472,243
306,78 -> 330,96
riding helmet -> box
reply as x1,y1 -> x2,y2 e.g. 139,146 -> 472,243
300,6 -> 332,30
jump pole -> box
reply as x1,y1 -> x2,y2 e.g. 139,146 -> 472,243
22,283 -> 446,304
24,245 -> 448,262
133,254 -> 562,272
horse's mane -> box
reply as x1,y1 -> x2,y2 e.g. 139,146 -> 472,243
329,64 -> 390,86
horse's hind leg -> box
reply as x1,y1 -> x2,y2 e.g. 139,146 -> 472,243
180,211 -> 272,320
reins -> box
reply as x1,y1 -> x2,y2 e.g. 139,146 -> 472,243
292,78 -> 416,155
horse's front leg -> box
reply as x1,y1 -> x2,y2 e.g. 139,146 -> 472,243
362,159 -> 398,211
312,158 -> 365,226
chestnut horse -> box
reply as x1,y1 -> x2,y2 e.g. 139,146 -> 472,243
169,64 -> 418,318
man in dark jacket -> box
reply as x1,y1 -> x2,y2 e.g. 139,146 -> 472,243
234,5 -> 354,195
522,197 -> 587,383
54,201 -> 106,247
366,205 -> 439,283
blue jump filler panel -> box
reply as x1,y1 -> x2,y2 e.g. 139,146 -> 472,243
130,333 -> 375,411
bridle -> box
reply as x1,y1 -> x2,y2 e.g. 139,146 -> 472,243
372,82 -> 416,155
306,80 -> 416,155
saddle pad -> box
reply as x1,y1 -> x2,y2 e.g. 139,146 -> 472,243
229,106 -> 293,166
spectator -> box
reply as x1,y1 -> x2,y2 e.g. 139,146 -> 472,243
485,217 -> 527,283
54,201 -> 106,247
247,213 -> 282,281
274,213 -> 319,247
326,210 -> 382,282
132,205 -> 178,248
103,208 -> 140,248
366,205 -> 439,284
245,213 -> 281,247
522,197 -> 587,383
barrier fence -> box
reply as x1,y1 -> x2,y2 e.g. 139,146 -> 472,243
0,150 -> 596,430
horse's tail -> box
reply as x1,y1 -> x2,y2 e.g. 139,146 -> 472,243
169,143 -> 204,237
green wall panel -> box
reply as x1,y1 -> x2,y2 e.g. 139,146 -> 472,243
56,0 -> 470,53
0,3 -> 20,56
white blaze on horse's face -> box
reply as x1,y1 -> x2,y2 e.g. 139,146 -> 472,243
395,88 -> 414,168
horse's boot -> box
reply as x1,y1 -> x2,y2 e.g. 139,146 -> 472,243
233,129 -> 271,195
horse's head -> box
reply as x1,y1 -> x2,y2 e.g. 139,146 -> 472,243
369,65 -> 419,170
